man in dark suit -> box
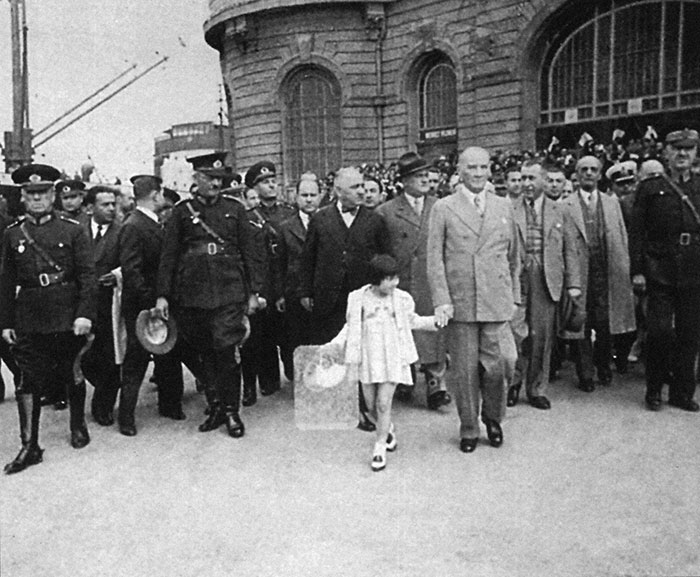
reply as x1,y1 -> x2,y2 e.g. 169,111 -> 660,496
508,160 -> 580,410
300,166 -> 390,344
81,185 -> 122,426
274,174 -> 322,387
300,166 -> 390,431
117,175 -> 192,436
376,152 -> 451,410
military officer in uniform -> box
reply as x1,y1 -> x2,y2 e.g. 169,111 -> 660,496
156,152 -> 266,437
56,179 -> 90,226
1,164 -> 96,474
630,129 -> 700,412
241,161 -> 295,405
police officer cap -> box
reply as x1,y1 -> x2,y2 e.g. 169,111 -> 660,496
55,179 -> 86,195
162,187 -> 181,204
129,174 -> 162,186
665,128 -> 699,148
605,162 -> 636,184
186,151 -> 230,178
244,161 -> 276,189
11,164 -> 61,191
397,152 -> 431,179
224,172 -> 243,189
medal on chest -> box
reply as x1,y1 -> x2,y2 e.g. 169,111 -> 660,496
17,240 -> 25,254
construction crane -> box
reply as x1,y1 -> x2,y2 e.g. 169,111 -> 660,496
3,0 -> 169,172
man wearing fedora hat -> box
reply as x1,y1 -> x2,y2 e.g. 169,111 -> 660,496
156,153 -> 266,437
0,164 -> 97,474
630,128 -> 700,412
376,152 -> 451,410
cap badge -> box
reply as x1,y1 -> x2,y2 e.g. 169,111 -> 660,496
260,167 -> 270,176
62,185 -> 71,193
213,160 -> 223,169
29,174 -> 41,183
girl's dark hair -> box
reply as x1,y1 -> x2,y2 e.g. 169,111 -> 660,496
369,254 -> 400,285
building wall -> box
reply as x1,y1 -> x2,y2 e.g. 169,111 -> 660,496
204,0 -> 572,187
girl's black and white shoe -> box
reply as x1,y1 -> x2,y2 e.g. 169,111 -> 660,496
371,443 -> 387,471
386,422 -> 397,452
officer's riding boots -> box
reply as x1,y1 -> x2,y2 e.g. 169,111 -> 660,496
68,381 -> 90,449
4,394 -> 43,475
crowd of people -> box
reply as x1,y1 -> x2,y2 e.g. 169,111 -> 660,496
1,126 -> 699,474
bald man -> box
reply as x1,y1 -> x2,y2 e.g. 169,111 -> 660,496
559,156 -> 635,392
428,147 -> 520,453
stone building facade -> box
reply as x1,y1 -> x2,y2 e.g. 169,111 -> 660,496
204,0 -> 700,189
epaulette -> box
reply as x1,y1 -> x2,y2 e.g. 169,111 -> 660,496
175,197 -> 192,206
58,215 -> 81,225
6,216 -> 25,229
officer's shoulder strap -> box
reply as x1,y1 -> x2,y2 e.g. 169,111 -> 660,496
221,193 -> 240,202
57,214 -> 80,225
6,216 -> 25,229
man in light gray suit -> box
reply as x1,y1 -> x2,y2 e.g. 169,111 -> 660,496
428,146 -> 520,453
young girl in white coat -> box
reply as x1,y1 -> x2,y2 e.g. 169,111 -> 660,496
324,255 -> 438,471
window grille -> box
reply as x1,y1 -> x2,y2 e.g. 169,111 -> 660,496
283,67 -> 342,182
540,0 -> 700,126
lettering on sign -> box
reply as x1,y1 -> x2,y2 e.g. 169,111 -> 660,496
421,128 -> 457,140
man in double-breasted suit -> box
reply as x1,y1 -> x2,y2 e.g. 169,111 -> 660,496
376,152 -> 451,410
81,186 -> 122,426
428,147 -> 520,453
508,160 -> 581,410
300,166 -> 390,344
560,156 -> 636,392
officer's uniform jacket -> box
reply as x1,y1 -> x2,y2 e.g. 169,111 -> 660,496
0,211 -> 97,334
629,174 -> 700,287
157,194 -> 266,309
248,201 -> 296,301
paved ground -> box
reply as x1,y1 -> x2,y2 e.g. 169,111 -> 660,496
1,360 -> 699,577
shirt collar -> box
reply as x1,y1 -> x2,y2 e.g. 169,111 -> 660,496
136,206 -> 159,223
299,211 -> 310,228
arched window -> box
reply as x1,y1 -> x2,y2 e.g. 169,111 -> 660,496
540,0 -> 700,128
283,66 -> 342,183
415,54 -> 457,160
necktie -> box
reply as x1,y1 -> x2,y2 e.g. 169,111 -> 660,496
414,197 -> 423,217
94,225 -> 104,243
473,194 -> 483,216
341,206 -> 358,216
528,198 -> 537,221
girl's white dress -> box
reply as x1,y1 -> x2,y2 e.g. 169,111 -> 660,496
358,288 -> 414,386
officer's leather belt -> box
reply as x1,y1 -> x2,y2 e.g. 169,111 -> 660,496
22,271 -> 67,288
188,242 -> 232,256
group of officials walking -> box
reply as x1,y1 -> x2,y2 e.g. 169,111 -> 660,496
2,127 -> 699,474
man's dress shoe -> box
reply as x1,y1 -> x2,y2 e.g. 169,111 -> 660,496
668,398 -> 700,412
159,407 -> 186,421
577,380 -> 595,393
93,411 -> 114,427
529,396 -> 551,410
427,390 -> 451,410
507,385 -> 521,407
225,414 -> 245,438
119,422 -> 137,437
460,438 -> 478,453
484,420 -> 503,448
199,410 -> 226,432
4,445 -> 43,475
645,395 -> 662,411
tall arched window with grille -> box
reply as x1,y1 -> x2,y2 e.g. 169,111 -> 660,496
539,0 -> 700,141
416,56 -> 457,159
283,66 -> 342,183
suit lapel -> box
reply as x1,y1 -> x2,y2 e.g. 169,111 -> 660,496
288,214 -> 306,243
451,190 -> 483,236
565,195 -> 588,244
476,193 -> 497,251
543,196 -> 556,237
513,197 -> 527,246
395,194 -> 421,228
